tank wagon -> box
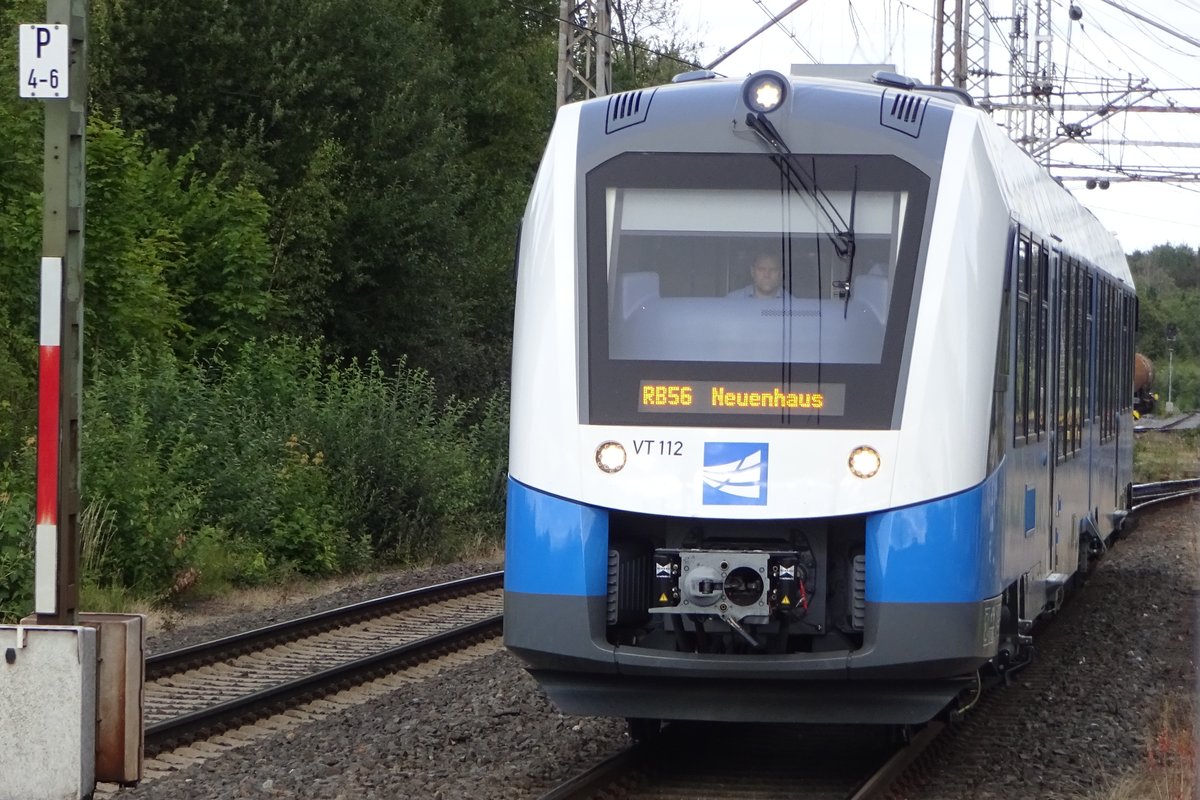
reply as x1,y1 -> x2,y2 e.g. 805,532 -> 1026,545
1133,352 -> 1155,416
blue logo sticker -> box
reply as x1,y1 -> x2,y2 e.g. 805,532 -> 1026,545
703,442 -> 768,505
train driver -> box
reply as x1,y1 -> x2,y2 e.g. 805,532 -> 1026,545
728,253 -> 785,299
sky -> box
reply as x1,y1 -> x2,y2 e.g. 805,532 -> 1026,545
671,0 -> 1200,255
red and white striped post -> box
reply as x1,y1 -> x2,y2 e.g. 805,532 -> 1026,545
29,0 -> 86,626
35,256 -> 63,616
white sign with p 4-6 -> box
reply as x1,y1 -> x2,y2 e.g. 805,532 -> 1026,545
19,23 -> 69,98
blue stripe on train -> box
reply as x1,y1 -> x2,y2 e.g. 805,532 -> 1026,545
865,469 -> 1004,603
506,470 -> 1005,603
505,478 -> 609,596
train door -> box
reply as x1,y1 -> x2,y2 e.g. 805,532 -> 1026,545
1084,271 -> 1097,527
1048,252 -> 1091,587
1044,245 -> 1060,577
1108,284 -> 1124,512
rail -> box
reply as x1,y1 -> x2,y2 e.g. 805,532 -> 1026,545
1129,477 -> 1200,512
1135,411 -> 1199,433
147,571 -> 503,679
145,614 -> 502,755
535,721 -> 936,800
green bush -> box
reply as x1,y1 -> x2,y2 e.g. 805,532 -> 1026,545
83,351 -> 209,594
1162,360 -> 1198,412
76,337 -> 506,605
308,349 -> 506,562
0,335 -> 508,618
0,451 -> 34,621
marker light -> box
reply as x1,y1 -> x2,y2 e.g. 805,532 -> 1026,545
848,446 -> 881,479
596,441 -> 627,473
742,71 -> 788,114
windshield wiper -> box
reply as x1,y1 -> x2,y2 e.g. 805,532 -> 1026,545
840,168 -> 858,318
744,111 -> 857,313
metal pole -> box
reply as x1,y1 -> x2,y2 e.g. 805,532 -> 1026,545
556,0 -> 570,108
35,0 -> 86,625
556,0 -> 611,108
1167,348 -> 1174,408
954,0 -> 967,88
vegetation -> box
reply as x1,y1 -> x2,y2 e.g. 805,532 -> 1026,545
0,0 -> 698,619
1128,244 -> 1199,412
1134,430 -> 1200,483
1093,698 -> 1196,800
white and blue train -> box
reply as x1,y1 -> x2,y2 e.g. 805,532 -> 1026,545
504,69 -> 1137,725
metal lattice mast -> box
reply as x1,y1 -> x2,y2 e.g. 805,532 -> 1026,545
932,0 -> 966,88
1007,0 -> 1056,162
939,1 -> 1196,183
557,0 -> 611,108
965,0 -> 993,102
932,0 -> 993,103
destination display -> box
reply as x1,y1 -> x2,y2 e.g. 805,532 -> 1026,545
639,380 -> 846,415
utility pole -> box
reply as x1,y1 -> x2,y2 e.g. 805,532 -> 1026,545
557,0 -> 611,108
1165,323 -> 1177,414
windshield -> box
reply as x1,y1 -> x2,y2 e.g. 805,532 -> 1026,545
585,152 -> 930,429
606,187 -> 903,365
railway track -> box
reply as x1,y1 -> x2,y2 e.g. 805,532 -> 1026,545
1128,477 -> 1200,511
1135,410 -> 1200,433
1156,411 -> 1200,431
141,572 -> 503,759
536,721 -> 944,800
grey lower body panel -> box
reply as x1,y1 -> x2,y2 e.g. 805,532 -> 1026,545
506,590 -> 996,723
531,670 -> 973,724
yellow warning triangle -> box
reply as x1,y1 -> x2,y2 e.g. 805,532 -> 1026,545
781,595 -> 791,605
659,593 -> 668,603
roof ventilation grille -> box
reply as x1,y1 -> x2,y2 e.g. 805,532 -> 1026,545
880,88 -> 927,138
606,89 -> 655,134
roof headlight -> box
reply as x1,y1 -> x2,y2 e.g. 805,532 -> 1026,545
743,70 -> 788,114
848,446 -> 881,479
596,440 -> 627,474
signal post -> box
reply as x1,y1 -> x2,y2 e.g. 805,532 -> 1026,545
3,2 -> 144,797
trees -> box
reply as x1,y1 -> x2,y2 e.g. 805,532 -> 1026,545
1129,244 -> 1199,410
88,0 -> 702,394
86,121 -> 274,357
610,0 -> 702,90
91,0 -> 562,396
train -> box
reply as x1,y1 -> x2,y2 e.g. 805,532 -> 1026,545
504,68 -> 1137,726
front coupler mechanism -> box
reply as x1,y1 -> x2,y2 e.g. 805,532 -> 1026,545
650,548 -> 815,646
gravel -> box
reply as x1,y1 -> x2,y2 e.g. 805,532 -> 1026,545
113,502 -> 1197,799
909,500 -> 1198,799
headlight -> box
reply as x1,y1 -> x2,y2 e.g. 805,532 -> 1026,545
595,441 -> 627,473
848,446 -> 881,479
743,70 -> 788,114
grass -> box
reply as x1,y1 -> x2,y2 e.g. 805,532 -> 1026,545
1095,701 -> 1196,800
1133,430 -> 1200,482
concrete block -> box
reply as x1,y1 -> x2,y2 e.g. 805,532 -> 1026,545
81,614 -> 144,785
0,625 -> 96,800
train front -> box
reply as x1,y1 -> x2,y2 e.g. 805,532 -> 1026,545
505,71 -> 1008,724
